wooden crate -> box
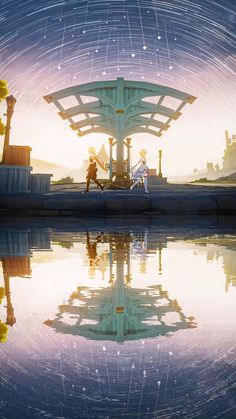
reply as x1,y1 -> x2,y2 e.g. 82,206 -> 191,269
3,145 -> 32,166
0,165 -> 31,192
29,173 -> 52,193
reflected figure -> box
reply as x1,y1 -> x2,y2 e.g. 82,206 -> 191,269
86,232 -> 108,278
45,233 -> 196,342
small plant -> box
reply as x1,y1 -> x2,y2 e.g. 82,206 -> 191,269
52,176 -> 74,185
191,177 -> 208,183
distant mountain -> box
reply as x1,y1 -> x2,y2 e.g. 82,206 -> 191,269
0,153 -> 76,181
30,158 -> 72,180
216,172 -> 236,182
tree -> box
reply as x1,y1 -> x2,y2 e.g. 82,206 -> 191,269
0,321 -> 8,343
0,80 -> 9,135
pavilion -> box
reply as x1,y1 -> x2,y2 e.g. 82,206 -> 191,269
44,78 -> 196,186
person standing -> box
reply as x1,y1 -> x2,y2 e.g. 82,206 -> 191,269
83,157 -> 104,193
130,159 -> 149,193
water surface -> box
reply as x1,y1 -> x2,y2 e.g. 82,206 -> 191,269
0,221 -> 236,418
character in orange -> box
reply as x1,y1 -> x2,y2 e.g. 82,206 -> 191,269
83,157 -> 104,193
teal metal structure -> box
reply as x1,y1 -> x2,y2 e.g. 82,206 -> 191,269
44,77 -> 196,184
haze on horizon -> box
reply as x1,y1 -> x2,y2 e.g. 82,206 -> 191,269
0,0 -> 235,177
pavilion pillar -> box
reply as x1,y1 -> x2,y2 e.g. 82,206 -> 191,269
126,138 -> 132,177
108,137 -> 114,181
116,136 -> 125,182
115,77 -> 125,185
115,236 -> 125,341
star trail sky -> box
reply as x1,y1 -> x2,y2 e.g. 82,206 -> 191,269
0,0 -> 235,174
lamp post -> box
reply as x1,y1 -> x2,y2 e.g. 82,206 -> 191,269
109,137 -> 114,181
158,149 -> 163,178
2,95 -> 17,164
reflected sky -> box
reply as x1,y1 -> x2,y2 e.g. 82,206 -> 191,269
0,227 -> 236,418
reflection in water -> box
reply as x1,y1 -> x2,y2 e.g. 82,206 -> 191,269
45,233 -> 196,341
0,231 -> 51,340
0,226 -> 236,418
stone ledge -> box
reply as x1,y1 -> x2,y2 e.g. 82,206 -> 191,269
43,197 -> 106,212
0,190 -> 235,215
150,197 -> 218,213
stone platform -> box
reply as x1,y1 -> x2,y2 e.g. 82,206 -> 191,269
0,183 -> 235,216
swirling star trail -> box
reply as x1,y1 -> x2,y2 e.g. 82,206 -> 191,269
0,0 -> 235,174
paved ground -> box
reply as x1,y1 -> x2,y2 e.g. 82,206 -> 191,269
0,183 -> 235,216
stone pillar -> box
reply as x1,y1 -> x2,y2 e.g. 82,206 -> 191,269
116,124 -> 125,182
126,138 -> 132,177
115,237 -> 125,341
115,78 -> 125,184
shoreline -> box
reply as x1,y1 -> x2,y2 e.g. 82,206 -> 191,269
0,184 -> 235,216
